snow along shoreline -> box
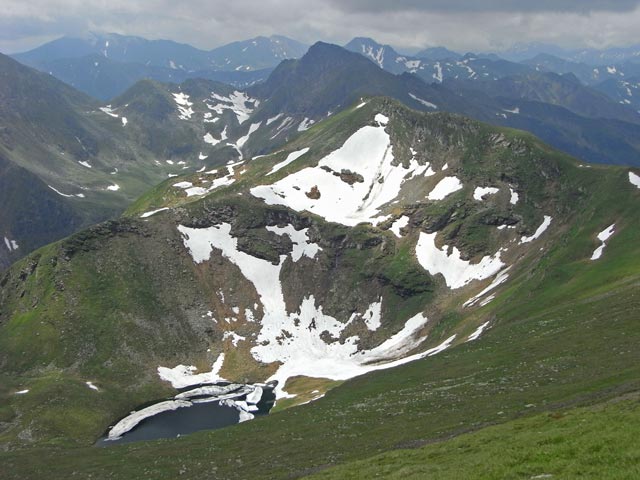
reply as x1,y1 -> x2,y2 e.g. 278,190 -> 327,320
106,381 -> 271,441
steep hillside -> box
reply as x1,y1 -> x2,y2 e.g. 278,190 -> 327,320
0,155 -> 85,270
0,53 -> 137,267
0,54 -> 239,269
594,76 -> 640,112
1,99 -> 639,478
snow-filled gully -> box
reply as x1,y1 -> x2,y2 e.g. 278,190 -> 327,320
176,222 -> 455,401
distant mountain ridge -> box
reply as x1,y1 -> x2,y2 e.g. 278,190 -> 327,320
14,32 -> 308,72
12,32 -> 308,100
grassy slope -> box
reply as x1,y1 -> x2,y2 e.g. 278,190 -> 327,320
307,395 -> 640,479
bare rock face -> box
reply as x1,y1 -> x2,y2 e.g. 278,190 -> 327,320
306,185 -> 321,199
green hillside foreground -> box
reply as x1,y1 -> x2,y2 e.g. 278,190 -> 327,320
1,99 -> 640,478
307,394 -> 640,479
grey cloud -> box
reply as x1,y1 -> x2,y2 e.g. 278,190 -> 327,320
1,0 -> 640,54
326,0 -> 640,13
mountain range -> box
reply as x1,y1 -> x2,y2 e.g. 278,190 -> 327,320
5,38 -> 640,270
1,31 -> 640,480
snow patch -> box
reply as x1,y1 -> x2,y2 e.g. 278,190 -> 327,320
252,118 -> 433,227
173,92 -> 194,120
267,113 -> 284,125
590,224 -> 615,260
236,122 -> 261,149
433,62 -> 443,83
510,188 -> 520,205
427,176 -> 463,200
223,331 -> 246,347
297,118 -> 314,132
4,237 -> 19,252
140,208 -> 169,218
86,381 -> 99,391
157,353 -> 227,389
99,105 -> 118,118
467,321 -> 491,342
207,91 -> 257,125
267,148 -> 310,176
266,224 -> 322,262
473,186 -> 499,201
390,216 -> 410,238
464,268 -> 511,307
204,132 -> 221,146
520,216 -> 552,244
416,232 -> 505,289
409,93 -> 438,109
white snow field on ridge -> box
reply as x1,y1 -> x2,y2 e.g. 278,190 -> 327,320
205,91 -> 259,125
177,222 -> 455,398
251,114 -> 436,227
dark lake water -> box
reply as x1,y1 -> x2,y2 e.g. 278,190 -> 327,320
97,384 -> 276,446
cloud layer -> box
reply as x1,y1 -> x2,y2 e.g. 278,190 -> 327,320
1,0 -> 639,54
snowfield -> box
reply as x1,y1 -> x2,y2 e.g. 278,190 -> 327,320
206,91 -> 258,124
427,177 -> 463,200
140,207 -> 169,218
416,232 -> 505,289
390,216 -> 410,238
464,267 -> 512,307
473,186 -> 499,201
251,114 -> 436,226
467,321 -> 491,342
267,148 -> 310,176
173,92 -> 194,120
177,223 -> 456,398
520,216 -> 553,244
158,353 -> 227,389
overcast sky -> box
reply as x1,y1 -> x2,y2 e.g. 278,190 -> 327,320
1,0 -> 640,54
